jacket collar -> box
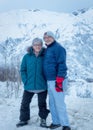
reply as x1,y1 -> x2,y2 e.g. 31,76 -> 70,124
27,46 -> 45,56
45,40 -> 56,47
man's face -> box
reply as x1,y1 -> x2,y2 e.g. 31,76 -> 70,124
43,35 -> 54,45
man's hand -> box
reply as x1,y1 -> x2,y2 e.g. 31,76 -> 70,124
55,77 -> 64,92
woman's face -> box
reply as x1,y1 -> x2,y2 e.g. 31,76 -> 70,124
32,42 -> 42,53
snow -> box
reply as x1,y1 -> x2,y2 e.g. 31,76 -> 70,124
0,81 -> 93,130
0,8 -> 93,130
0,8 -> 93,82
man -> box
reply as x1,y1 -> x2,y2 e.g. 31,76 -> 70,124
43,31 -> 71,130
16,38 -> 49,128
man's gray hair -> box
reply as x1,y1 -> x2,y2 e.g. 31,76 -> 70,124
44,31 -> 55,39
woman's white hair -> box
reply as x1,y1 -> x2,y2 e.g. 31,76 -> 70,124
32,37 -> 43,45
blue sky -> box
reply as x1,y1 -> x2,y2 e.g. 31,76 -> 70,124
0,0 -> 93,13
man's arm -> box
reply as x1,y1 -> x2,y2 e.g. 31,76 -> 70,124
56,46 -> 67,78
55,45 -> 67,92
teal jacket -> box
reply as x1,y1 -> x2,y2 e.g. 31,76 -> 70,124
20,47 -> 47,91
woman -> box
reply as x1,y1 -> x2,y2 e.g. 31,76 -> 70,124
16,38 -> 49,128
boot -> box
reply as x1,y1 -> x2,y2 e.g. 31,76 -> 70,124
16,121 -> 28,127
40,118 -> 47,128
48,123 -> 61,129
62,126 -> 71,130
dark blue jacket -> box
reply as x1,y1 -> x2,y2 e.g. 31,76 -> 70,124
43,41 -> 67,80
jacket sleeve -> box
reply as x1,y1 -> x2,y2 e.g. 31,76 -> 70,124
20,55 -> 27,85
56,46 -> 67,78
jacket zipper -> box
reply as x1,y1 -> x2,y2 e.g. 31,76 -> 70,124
34,57 -> 37,90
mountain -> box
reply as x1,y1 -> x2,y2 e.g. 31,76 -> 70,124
0,8 -> 93,98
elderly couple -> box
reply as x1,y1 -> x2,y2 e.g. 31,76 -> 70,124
16,31 -> 71,130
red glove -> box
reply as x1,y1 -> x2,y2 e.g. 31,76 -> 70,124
55,77 -> 64,92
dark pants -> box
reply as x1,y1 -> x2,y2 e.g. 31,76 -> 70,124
19,90 -> 50,121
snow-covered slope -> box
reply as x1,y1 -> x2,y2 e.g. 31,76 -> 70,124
0,9 -> 93,130
0,9 -> 93,98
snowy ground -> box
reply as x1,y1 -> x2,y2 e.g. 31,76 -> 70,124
0,82 -> 93,130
